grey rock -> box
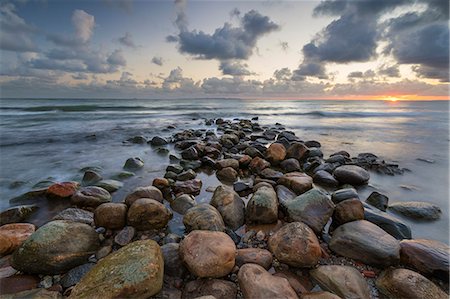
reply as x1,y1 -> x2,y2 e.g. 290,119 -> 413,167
366,191 -> 389,211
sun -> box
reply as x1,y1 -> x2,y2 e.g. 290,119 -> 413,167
382,96 -> 401,102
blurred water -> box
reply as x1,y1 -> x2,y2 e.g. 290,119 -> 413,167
0,98 -> 448,243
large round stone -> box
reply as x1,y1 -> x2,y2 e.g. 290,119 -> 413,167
268,222 -> 321,267
170,194 -> 197,215
71,186 -> 111,208
69,240 -> 163,298
94,203 -> 127,230
0,223 -> 35,256
127,198 -> 172,230
246,186 -> 278,224
333,165 -> 370,185
183,203 -> 225,232
124,186 -> 163,206
286,142 -> 309,161
278,172 -> 313,195
333,198 -> 364,226
388,201 -> 442,220
179,230 -> 236,278
265,143 -> 286,165
12,220 -> 99,274
210,185 -> 245,231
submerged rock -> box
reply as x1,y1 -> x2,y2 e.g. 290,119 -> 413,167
388,201 -> 442,220
123,157 -> 144,170
210,185 -> 245,231
81,170 -> 102,186
94,179 -> 123,192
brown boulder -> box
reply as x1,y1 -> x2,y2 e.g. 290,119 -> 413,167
46,181 -> 80,198
124,186 -> 163,205
302,292 -> 341,299
332,198 -> 364,225
286,143 -> 309,161
278,172 -> 313,195
216,167 -> 238,182
127,198 -> 172,230
265,143 -> 286,165
236,248 -> 273,270
249,157 -> 271,174
210,185 -> 245,231
0,274 -> 40,295
0,223 -> 35,256
183,204 -> 225,232
216,159 -> 239,170
94,203 -> 127,230
173,179 -> 202,196
71,186 -> 111,208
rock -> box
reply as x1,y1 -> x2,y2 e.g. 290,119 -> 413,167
268,222 -> 321,267
366,191 -> 389,211
114,226 -> 135,246
364,208 -> 412,239
278,172 -> 313,195
233,181 -> 252,192
123,157 -> 144,170
308,148 -> 323,158
239,155 -> 253,168
286,142 -> 309,161
333,165 -> 370,185
248,157 -> 271,174
0,275 -> 40,295
125,186 -> 163,205
127,198 -> 172,230
94,203 -> 127,230
0,223 -> 35,256
161,243 -> 186,277
236,248 -> 273,269
94,179 -> 123,192
153,177 -> 170,189
12,220 -> 99,274
183,204 -> 225,232
0,288 -> 62,298
181,159 -> 202,170
53,208 -> 94,224
181,146 -> 199,160
177,169 -> 197,181
70,240 -> 163,298
244,146 -> 263,158
260,168 -> 283,180
46,182 -> 80,198
246,186 -> 278,224
216,167 -> 238,182
210,186 -> 245,231
333,199 -> 364,226
400,239 -> 449,279
150,136 -> 168,146
60,263 -> 95,288
216,159 -> 239,170
376,268 -> 447,299
112,171 -> 134,180
302,292 -> 341,299
179,230 -> 236,278
280,158 -> 301,172
238,263 -> 299,299
0,205 -> 38,225
313,170 -> 339,187
182,279 -> 237,299
388,201 -> 442,220
173,179 -> 202,196
81,170 -> 102,186
310,265 -> 370,299
165,171 -> 178,180
331,188 -> 359,204
71,186 -> 111,208
167,164 -> 184,174
171,194 -> 197,215
276,185 -> 296,212
329,220 -> 400,267
127,135 -> 147,144
285,189 -> 335,234
265,143 -> 286,165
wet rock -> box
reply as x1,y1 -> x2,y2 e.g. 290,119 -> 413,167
331,188 -> 359,204
286,143 -> 309,161
305,140 -> 321,148
150,136 -> 168,146
165,171 -> 178,180
125,186 -> 163,205
313,170 -> 339,187
236,248 -> 273,269
177,169 -> 197,181
181,146 -> 199,160
400,239 -> 449,279
60,262 -> 95,288
268,222 -> 321,267
210,186 -> 245,231
246,186 -> 278,224
244,146 -> 263,158
216,159 -> 239,170
123,157 -> 144,170
265,143 -> 286,165
260,168 -> 283,180
171,194 -> 197,215
180,159 -> 202,170
182,279 -> 237,299
71,186 -> 111,208
183,203 -> 225,232
364,207 -> 412,239
173,179 -> 202,196
70,240 -> 163,298
233,181 -> 252,192
161,243 -> 186,277
46,182 -> 80,199
114,226 -> 135,246
366,191 -> 389,211
278,172 -> 313,195
376,268 -> 447,299
127,135 -> 147,144
127,198 -> 172,230
0,275 -> 40,295
388,201 -> 442,220
12,220 -> 99,274
221,134 -> 239,148
81,170 -> 102,186
333,165 -> 370,185
249,157 -> 271,174
238,263 -> 299,299
167,164 -> 184,174
153,177 -> 170,189
239,155 -> 253,168
285,189 -> 334,234
329,220 -> 400,267
112,171 -> 135,180
179,230 -> 236,278
333,199 -> 364,226
216,167 -> 238,183
280,158 -> 301,172
0,223 -> 35,256
276,184 -> 296,213
94,179 -> 123,192
53,208 -> 93,224
0,205 -> 38,226
308,148 -> 323,159
204,146 -> 221,159
94,203 -> 127,230
310,265 -> 370,299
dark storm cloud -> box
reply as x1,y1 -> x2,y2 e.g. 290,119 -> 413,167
219,61 -> 253,76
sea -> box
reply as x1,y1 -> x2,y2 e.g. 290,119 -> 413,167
0,98 -> 448,244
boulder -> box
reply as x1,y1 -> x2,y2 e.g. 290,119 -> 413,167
364,208 -> 411,239
238,263 -> 298,299
53,208 -> 94,224
0,205 -> 38,226
182,279 -> 237,299
114,226 -> 135,246
265,143 -> 286,165
179,230 -> 236,278
329,220 -> 400,267
285,189 -> 335,234
286,143 -> 309,161
249,157 -> 271,174
173,179 -> 202,196
366,191 -> 389,211
81,170 -> 102,186
124,186 -> 163,205
302,292 -> 341,299
260,168 -> 283,180
161,243 -> 186,277
177,169 -> 197,181
388,201 -> 442,220
313,170 -> 339,187
333,199 -> 364,226
310,265 -> 370,299
216,167 -> 238,182
60,262 -> 95,288
276,185 -> 296,213
167,164 -> 184,174
246,186 -> 278,224
280,158 -> 301,172
171,194 -> 197,215
333,165 -> 370,185
0,223 -> 35,256
69,240 -> 163,299
12,220 -> 99,274
150,136 -> 168,146
268,222 -> 321,267
0,288 -> 60,299
210,186 -> 245,231
94,203 -> 127,230
236,248 -> 273,270
331,188 -> 359,204
127,198 -> 172,230
46,182 -> 80,199
71,186 -> 111,208
376,268 -> 447,299
183,204 -> 225,232
94,179 -> 123,192
123,157 -> 144,170
278,172 -> 313,195
216,159 -> 239,170
181,146 -> 199,160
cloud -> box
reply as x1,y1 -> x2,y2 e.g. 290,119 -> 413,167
48,9 -> 95,46
378,64 -> 400,77
162,67 -> 199,92
292,61 -> 328,80
151,56 -> 164,66
279,41 -> 289,52
107,49 -> 127,66
72,73 -> 89,80
219,61 -> 253,76
348,71 -> 363,78
118,32 -> 138,48
273,68 -> 292,81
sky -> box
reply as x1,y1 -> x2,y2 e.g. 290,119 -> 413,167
0,0 -> 448,100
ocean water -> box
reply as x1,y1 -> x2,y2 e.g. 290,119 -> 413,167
0,98 -> 448,243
